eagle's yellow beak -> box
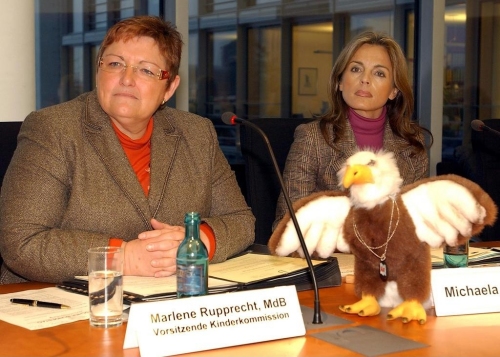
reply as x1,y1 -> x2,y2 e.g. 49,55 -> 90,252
343,164 -> 374,188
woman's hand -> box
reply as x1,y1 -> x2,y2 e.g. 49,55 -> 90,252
123,218 -> 184,277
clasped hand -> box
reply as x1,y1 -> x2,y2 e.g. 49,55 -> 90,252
122,218 -> 184,277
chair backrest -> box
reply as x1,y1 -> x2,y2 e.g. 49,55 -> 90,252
0,121 -> 22,267
471,118 -> 500,241
240,117 -> 313,245
0,121 -> 22,189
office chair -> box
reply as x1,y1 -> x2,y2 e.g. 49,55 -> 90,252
471,119 -> 500,241
0,121 -> 23,268
240,117 -> 314,245
0,121 -> 22,189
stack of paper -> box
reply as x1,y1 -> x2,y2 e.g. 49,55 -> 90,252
431,246 -> 500,268
58,253 -> 341,303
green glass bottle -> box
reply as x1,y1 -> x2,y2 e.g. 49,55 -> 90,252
443,241 -> 469,268
176,212 -> 208,298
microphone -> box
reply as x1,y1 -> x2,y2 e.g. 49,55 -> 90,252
222,112 -> 322,324
471,119 -> 500,138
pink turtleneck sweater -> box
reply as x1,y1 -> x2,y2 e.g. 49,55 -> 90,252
348,106 -> 387,150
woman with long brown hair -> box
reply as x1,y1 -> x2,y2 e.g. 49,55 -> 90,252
274,31 -> 432,228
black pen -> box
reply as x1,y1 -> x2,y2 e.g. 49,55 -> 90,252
10,298 -> 70,309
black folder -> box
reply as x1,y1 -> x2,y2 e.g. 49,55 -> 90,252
57,245 -> 342,304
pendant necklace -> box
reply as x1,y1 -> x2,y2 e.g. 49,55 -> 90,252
353,197 -> 400,281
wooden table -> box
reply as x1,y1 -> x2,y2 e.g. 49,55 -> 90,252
1,280 -> 499,356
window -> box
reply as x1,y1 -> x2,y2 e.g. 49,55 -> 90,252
442,3 -> 466,160
207,31 -> 237,119
292,22 -> 332,118
350,11 -> 393,36
33,0 -> 500,170
247,26 -> 282,118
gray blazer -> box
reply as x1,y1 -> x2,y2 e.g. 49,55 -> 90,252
274,119 -> 429,228
0,91 -> 254,284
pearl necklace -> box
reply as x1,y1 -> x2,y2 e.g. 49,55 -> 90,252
353,197 -> 400,281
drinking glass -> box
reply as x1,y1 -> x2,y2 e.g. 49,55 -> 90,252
88,247 -> 124,327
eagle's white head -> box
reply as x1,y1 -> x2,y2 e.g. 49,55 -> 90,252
337,150 -> 403,209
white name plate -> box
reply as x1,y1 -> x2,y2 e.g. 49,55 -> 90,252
123,285 -> 305,357
431,266 -> 500,316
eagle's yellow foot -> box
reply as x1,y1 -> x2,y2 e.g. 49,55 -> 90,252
339,294 -> 381,317
387,300 -> 427,324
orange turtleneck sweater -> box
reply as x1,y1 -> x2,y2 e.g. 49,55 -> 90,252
111,118 -> 153,195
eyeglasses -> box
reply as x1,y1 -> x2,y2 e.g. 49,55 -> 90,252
98,55 -> 170,81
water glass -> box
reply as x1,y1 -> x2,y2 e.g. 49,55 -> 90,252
88,247 -> 124,327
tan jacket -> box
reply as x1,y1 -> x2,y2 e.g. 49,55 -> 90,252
274,119 -> 429,228
0,91 -> 254,284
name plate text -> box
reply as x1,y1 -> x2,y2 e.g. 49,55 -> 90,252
431,266 -> 500,316
123,285 -> 305,357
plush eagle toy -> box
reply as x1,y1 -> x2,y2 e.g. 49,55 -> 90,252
268,150 -> 497,324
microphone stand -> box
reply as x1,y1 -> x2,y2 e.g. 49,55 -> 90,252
226,114 -> 322,324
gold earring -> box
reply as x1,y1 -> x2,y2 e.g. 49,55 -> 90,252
161,99 -> 166,105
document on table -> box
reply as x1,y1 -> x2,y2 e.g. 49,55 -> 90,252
72,275 -> 236,298
208,253 -> 327,284
66,274 -> 238,302
431,246 -> 500,268
125,275 -> 236,296
331,247 -> 500,275
0,287 -> 88,330
331,252 -> 355,277
62,253 -> 341,302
